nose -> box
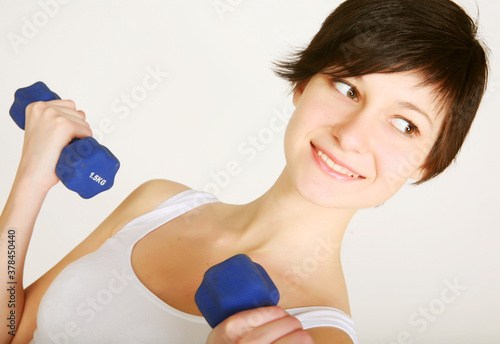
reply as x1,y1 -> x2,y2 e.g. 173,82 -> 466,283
331,109 -> 373,154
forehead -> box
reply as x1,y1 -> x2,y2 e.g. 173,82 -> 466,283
355,71 -> 432,95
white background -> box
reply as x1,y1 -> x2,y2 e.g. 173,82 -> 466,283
0,0 -> 498,343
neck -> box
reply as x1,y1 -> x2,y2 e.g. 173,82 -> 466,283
214,166 -> 357,264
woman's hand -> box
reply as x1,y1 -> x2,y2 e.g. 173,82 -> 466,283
17,99 -> 92,193
206,306 -> 314,344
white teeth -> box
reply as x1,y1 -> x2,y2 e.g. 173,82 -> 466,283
332,164 -> 343,173
316,148 -> 360,178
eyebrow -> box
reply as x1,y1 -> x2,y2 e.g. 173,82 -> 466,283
399,101 -> 433,126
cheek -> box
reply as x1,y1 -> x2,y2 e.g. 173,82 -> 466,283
377,141 -> 432,186
283,112 -> 301,161
283,108 -> 320,157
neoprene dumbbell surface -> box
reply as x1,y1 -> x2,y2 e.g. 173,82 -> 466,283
9,82 -> 120,199
195,254 -> 280,328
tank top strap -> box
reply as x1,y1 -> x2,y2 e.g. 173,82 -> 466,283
113,189 -> 219,245
287,306 -> 358,343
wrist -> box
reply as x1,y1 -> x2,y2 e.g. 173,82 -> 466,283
0,176 -> 48,247
10,172 -> 52,209
14,159 -> 57,197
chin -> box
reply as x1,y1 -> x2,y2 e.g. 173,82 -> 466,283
293,171 -> 405,210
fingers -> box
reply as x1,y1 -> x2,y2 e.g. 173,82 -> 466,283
50,105 -> 92,135
238,313 -> 304,343
44,99 -> 77,110
226,306 -> 288,337
208,306 -> 313,344
48,100 -> 88,124
26,99 -> 84,121
25,100 -> 92,139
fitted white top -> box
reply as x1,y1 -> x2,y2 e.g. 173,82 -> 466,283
31,189 -> 358,343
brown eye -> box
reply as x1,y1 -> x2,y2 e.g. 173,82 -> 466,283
391,117 -> 420,136
347,88 -> 357,99
333,80 -> 358,101
405,125 -> 415,134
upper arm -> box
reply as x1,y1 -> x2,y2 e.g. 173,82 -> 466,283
307,327 -> 355,344
13,179 -> 190,343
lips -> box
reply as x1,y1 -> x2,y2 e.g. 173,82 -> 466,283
311,143 -> 365,180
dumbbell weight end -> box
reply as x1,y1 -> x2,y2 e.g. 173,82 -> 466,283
195,254 -> 280,328
56,137 -> 120,199
10,81 -> 60,130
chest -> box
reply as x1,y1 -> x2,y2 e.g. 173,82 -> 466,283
129,209 -> 350,318
130,216 -> 216,316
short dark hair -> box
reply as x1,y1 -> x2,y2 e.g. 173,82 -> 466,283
274,0 -> 489,184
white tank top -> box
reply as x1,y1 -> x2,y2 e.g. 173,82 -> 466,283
31,189 -> 358,343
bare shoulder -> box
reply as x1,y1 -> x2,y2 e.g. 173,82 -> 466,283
278,269 -> 352,317
276,262 -> 354,342
306,326 -> 354,344
108,179 -> 191,236
130,179 -> 191,198
121,179 -> 191,207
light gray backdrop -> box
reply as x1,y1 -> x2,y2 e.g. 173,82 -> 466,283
0,1 -> 498,343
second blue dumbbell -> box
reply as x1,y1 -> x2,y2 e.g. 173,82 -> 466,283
195,254 -> 280,328
9,81 -> 120,199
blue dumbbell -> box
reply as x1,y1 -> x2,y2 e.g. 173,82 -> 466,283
9,81 -> 120,199
195,254 -> 280,328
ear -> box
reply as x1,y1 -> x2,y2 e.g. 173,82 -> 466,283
292,79 -> 310,106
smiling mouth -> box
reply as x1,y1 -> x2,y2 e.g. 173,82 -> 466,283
311,143 -> 365,179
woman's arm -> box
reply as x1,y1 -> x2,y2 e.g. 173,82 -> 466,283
0,99 -> 92,343
0,92 -> 192,343
0,169 -> 52,343
10,178 -> 189,343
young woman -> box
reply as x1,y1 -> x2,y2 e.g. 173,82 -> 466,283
0,0 -> 488,343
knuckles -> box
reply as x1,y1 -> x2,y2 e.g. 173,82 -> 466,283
26,101 -> 59,124
61,99 -> 76,109
25,100 -> 90,136
25,101 -> 49,120
26,99 -> 77,120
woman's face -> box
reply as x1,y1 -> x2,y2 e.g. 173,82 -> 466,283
284,71 -> 445,209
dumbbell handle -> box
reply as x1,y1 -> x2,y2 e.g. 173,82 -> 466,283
9,82 -> 120,198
